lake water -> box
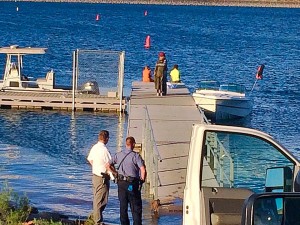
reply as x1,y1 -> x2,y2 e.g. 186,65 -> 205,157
0,2 -> 299,224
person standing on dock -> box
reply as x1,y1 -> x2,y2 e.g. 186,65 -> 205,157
87,130 -> 112,225
107,136 -> 146,225
154,52 -> 168,96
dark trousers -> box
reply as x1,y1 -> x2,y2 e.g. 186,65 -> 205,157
162,75 -> 167,96
118,180 -> 142,225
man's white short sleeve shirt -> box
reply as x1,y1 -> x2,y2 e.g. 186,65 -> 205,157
87,142 -> 112,176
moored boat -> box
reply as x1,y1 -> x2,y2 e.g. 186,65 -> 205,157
0,45 -> 99,94
192,81 -> 253,121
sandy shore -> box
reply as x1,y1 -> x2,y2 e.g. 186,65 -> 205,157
2,0 -> 300,8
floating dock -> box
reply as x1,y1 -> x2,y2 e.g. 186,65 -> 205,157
128,81 -> 207,212
0,90 -> 126,112
0,46 -> 126,113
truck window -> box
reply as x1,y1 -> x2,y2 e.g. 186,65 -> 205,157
249,195 -> 300,225
203,131 -> 294,193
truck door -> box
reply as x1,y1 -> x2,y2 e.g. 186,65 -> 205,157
183,124 -> 300,225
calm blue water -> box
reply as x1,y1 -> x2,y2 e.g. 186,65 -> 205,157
0,2 -> 299,224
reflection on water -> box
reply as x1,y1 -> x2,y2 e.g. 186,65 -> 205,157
0,110 -> 182,224
0,110 -> 125,219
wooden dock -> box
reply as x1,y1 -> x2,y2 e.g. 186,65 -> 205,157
128,81 -> 206,210
0,90 -> 126,112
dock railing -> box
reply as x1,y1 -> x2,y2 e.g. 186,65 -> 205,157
195,105 -> 234,186
142,105 -> 162,199
206,132 -> 234,187
197,106 -> 210,124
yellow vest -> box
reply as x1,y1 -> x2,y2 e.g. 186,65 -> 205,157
170,68 -> 180,82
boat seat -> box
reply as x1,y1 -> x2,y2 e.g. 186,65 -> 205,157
8,68 -> 19,79
37,70 -> 55,90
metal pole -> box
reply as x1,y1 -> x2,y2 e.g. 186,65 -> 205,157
18,54 -> 21,88
118,51 -> 125,113
75,49 -> 79,91
72,50 -> 76,112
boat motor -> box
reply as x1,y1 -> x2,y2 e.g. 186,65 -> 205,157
80,81 -> 100,95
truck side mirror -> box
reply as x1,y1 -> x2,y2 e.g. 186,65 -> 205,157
265,167 -> 292,192
241,193 -> 300,225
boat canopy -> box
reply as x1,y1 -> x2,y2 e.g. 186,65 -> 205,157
0,45 -> 47,55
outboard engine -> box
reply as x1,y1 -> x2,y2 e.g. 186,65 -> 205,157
80,81 -> 100,95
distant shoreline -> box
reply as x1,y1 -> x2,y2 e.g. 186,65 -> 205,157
3,0 -> 300,8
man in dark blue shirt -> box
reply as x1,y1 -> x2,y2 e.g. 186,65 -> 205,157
108,136 -> 146,225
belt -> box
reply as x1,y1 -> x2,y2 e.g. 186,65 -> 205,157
94,173 -> 109,179
118,174 -> 139,183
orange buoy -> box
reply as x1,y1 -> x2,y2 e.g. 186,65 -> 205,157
144,10 -> 148,16
144,35 -> 150,49
96,14 -> 100,21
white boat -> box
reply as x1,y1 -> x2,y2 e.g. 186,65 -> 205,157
192,81 -> 253,121
0,45 -> 99,94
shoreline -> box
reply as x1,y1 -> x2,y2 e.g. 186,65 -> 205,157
2,0 -> 300,8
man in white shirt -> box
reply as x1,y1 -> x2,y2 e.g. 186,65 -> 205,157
87,130 -> 112,225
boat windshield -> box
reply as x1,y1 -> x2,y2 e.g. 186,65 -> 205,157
219,84 -> 246,94
198,81 -> 220,90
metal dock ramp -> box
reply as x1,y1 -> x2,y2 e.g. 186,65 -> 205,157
128,81 -> 207,209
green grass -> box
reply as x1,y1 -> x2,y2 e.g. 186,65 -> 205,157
0,182 -> 63,225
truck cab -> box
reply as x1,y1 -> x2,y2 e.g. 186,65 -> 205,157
183,124 -> 300,225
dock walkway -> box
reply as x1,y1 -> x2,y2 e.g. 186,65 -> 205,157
128,81 -> 206,204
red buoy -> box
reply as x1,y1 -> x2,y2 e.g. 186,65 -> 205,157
96,14 -> 100,21
144,35 -> 150,49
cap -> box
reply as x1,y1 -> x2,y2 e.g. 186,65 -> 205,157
159,52 -> 165,57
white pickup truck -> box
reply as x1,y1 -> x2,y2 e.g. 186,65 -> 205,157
183,124 -> 300,225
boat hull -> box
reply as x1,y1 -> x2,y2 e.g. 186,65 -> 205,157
192,91 -> 253,121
